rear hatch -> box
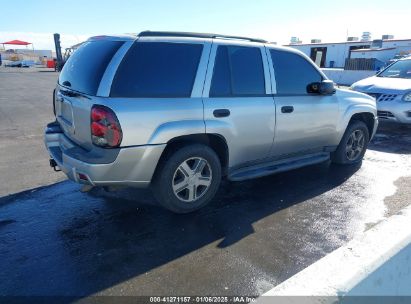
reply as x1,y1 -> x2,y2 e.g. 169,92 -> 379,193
55,38 -> 125,150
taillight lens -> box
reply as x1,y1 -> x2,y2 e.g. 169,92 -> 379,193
90,105 -> 122,148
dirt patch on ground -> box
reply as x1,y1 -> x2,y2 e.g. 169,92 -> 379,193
384,176 -> 411,217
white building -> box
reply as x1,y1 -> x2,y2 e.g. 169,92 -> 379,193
286,36 -> 411,69
15,49 -> 53,58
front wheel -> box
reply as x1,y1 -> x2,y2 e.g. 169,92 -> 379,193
331,120 -> 370,165
152,144 -> 222,213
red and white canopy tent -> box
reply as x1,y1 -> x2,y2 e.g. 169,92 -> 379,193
1,40 -> 34,51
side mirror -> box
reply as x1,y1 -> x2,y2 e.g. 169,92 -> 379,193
308,80 -> 336,95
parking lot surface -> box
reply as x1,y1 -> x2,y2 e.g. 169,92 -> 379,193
0,70 -> 410,297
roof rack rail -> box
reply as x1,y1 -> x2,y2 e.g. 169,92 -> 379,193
138,31 -> 267,43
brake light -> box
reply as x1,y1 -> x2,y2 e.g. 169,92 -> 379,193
90,105 -> 122,148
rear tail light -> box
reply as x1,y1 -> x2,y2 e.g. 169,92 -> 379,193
90,105 -> 122,148
78,173 -> 88,181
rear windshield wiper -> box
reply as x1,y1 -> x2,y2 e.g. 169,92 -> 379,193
59,88 -> 90,99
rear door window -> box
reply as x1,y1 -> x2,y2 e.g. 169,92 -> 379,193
110,42 -> 203,98
270,49 -> 322,94
59,40 -> 124,95
210,45 -> 265,97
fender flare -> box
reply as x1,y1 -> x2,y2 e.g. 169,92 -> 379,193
337,103 -> 377,142
147,120 -> 206,145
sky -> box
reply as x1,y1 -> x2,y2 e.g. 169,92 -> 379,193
1,0 -> 410,50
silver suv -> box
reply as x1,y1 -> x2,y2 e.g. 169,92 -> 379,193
45,31 -> 378,213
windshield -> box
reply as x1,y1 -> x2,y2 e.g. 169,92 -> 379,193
59,40 -> 124,95
378,59 -> 411,79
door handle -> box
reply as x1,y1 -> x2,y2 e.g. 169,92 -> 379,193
213,109 -> 230,118
281,106 -> 294,113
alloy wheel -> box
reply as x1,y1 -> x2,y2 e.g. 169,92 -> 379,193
346,129 -> 365,161
172,157 -> 212,203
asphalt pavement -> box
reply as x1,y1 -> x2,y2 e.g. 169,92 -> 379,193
0,67 -> 64,196
0,68 -> 410,298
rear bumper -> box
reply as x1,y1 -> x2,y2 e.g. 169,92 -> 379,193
44,121 -> 166,188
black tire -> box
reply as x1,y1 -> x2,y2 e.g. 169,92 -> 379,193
151,144 -> 222,213
331,120 -> 370,165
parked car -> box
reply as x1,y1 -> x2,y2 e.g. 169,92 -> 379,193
351,57 -> 411,124
4,60 -> 32,68
45,31 -> 378,213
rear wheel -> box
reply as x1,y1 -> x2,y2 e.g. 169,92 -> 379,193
331,120 -> 370,165
152,144 -> 222,213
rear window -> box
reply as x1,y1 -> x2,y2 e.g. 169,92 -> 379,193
110,42 -> 203,98
58,40 -> 124,95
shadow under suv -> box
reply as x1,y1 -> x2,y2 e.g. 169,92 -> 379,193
45,31 -> 378,213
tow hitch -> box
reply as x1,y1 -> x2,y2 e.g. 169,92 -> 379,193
49,159 -> 61,172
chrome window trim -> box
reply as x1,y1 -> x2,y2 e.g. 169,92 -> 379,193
97,40 -> 135,97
